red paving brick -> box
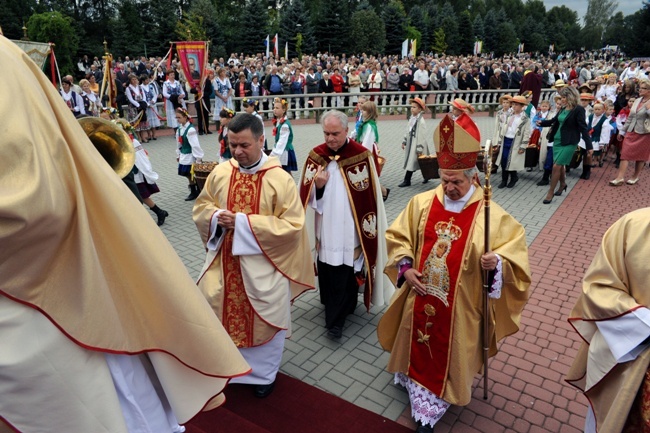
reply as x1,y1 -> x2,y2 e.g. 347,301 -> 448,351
402,161 -> 650,431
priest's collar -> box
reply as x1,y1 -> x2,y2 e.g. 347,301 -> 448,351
240,152 -> 267,174
444,185 -> 476,213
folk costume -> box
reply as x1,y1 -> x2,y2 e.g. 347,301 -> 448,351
176,120 -> 204,176
567,208 -> 650,433
126,83 -> 149,132
60,87 -> 85,117
163,79 -> 186,128
0,36 -> 249,433
526,109 -> 551,170
271,115 -> 298,172
378,115 -> 531,430
400,103 -> 431,187
144,81 -> 162,129
193,153 -> 314,386
81,90 -> 101,117
300,139 -> 394,337
496,97 -> 531,188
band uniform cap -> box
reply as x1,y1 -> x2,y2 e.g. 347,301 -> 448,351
552,79 -> 567,89
580,92 -> 595,101
511,95 -> 528,105
409,97 -> 427,111
434,114 -> 481,171
449,98 -> 470,112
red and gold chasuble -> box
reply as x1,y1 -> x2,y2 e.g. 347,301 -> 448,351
409,196 -> 481,395
299,141 -> 379,309
221,169 -> 267,348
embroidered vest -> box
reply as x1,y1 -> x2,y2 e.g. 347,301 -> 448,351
178,125 -> 193,154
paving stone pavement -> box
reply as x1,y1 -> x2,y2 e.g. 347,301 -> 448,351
140,114 -> 650,432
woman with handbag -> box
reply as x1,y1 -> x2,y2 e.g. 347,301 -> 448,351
609,78 -> 650,186
537,86 -> 592,204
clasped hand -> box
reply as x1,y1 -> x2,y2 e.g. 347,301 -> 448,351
218,210 -> 236,230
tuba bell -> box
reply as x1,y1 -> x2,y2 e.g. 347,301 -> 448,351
78,116 -> 136,178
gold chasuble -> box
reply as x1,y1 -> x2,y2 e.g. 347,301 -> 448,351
300,140 -> 383,309
378,185 -> 530,405
194,158 -> 314,348
0,35 -> 249,431
567,208 -> 650,433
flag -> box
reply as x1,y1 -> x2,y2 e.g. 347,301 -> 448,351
549,44 -> 554,53
175,41 -> 208,94
401,39 -> 408,58
518,43 -> 524,54
272,34 -> 279,58
285,41 -> 288,60
474,41 -> 480,55
410,39 -> 417,57
264,35 -> 269,58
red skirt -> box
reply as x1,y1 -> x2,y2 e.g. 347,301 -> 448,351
621,131 -> 650,161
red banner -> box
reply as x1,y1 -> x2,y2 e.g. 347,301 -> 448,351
175,41 -> 208,97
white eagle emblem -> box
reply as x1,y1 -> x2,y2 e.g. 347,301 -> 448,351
346,163 -> 369,191
362,212 -> 377,238
304,162 -> 318,185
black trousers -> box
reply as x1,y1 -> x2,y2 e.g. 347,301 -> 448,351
195,100 -> 210,134
317,260 -> 358,330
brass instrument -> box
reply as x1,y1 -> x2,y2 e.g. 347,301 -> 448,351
78,117 -> 135,178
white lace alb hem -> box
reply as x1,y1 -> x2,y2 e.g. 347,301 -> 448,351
395,372 -> 450,428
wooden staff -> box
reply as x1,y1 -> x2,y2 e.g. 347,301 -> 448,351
482,139 -> 493,400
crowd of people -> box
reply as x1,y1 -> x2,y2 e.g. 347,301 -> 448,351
10,40 -> 643,433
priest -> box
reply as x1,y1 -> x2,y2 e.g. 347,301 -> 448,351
0,35 -> 250,433
566,208 -> 650,433
377,114 -> 531,433
300,110 -> 394,339
193,113 -> 314,398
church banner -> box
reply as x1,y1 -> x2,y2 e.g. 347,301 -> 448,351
11,40 -> 51,69
175,41 -> 208,95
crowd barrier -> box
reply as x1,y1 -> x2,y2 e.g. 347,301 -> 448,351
134,88 -> 557,126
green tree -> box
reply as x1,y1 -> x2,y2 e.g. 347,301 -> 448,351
482,9 -> 499,53
0,0 -> 37,40
406,26 -> 422,55
111,0 -> 145,58
279,0 -> 315,58
313,0 -> 348,55
602,12 -> 626,47
621,5 -> 650,56
431,27 -> 447,54
438,3 -> 459,54
408,6 -> 428,53
457,11 -> 474,55
382,0 -> 408,55
26,10 -> 79,75
473,14 -> 485,41
237,0 -> 269,55
468,0 -> 487,19
546,5 -> 580,51
423,3 -> 439,51
142,0 -> 180,58
349,8 -> 386,54
494,20 -> 518,55
581,0 -> 618,49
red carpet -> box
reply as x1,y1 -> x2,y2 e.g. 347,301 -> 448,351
185,373 -> 413,433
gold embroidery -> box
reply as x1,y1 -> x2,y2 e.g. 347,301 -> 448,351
417,304 -> 436,358
421,218 -> 462,307
222,170 -> 263,348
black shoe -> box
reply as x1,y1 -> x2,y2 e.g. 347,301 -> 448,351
254,381 -> 275,398
554,184 -> 567,196
542,197 -> 553,204
415,421 -> 434,433
422,179 -> 429,184
398,181 -> 411,188
536,178 -> 549,186
580,172 -> 591,180
497,180 -> 507,189
185,184 -> 200,201
152,206 -> 169,226
382,188 -> 390,202
506,176 -> 518,188
327,326 -> 342,339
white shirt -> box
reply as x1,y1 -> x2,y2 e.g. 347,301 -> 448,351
505,113 -> 523,138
